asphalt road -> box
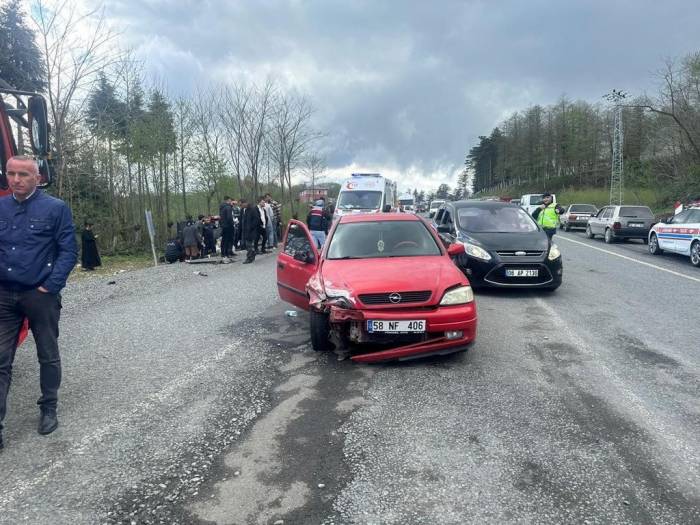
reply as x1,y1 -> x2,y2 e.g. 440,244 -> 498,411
1,231 -> 698,525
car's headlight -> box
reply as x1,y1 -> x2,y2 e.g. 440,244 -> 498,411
440,285 -> 474,305
464,243 -> 492,261
548,244 -> 561,261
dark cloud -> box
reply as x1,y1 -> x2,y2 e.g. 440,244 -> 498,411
104,0 -> 700,189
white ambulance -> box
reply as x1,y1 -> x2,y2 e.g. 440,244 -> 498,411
334,173 -> 397,220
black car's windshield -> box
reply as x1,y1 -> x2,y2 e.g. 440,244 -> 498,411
570,204 -> 597,213
327,221 -> 441,259
619,206 -> 653,218
457,206 -> 538,233
337,191 -> 382,210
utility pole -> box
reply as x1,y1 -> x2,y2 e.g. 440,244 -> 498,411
605,90 -> 627,205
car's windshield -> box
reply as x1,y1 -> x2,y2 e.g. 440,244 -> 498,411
619,206 -> 653,218
570,204 -> 597,213
457,206 -> 538,233
327,221 -> 441,259
527,194 -> 545,205
430,201 -> 444,210
337,191 -> 382,210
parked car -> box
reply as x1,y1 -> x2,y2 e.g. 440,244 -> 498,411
433,201 -> 563,290
649,206 -> 700,267
429,199 -> 445,218
560,204 -> 598,231
520,193 -> 557,216
276,214 -> 477,363
586,205 -> 655,243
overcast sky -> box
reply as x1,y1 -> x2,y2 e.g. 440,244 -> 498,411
100,0 -> 700,192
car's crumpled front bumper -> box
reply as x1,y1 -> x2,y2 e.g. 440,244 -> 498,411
328,303 -> 477,363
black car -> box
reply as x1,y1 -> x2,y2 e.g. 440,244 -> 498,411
432,201 -> 563,290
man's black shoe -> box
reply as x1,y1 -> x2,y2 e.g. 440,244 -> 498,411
38,409 -> 58,435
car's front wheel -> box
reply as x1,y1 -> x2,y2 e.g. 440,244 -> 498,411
649,234 -> 663,255
604,228 -> 615,244
691,241 -> 700,267
310,310 -> 332,352
586,225 -> 595,239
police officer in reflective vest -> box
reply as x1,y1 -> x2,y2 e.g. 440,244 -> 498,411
532,193 -> 560,240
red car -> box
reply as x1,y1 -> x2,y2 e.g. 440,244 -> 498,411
276,213 -> 477,363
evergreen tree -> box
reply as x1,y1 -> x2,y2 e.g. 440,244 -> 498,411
0,3 -> 46,91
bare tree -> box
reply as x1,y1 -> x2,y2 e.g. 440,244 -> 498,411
302,153 -> 327,195
32,0 -> 120,198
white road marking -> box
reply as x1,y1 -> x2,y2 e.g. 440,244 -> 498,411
557,235 -> 700,284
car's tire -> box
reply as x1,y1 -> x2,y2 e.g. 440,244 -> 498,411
691,241 -> 700,268
586,225 -> 595,239
309,310 -> 332,352
604,228 -> 615,244
564,223 -> 571,232
649,234 -> 663,255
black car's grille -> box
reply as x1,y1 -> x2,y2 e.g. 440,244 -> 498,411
359,291 -> 432,305
496,250 -> 544,257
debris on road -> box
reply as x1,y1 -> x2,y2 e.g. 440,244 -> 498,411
107,280 -> 116,285
193,271 -> 208,277
285,310 -> 298,317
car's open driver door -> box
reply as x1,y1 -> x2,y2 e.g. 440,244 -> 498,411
276,220 -> 321,310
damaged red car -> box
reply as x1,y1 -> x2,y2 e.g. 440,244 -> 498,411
276,214 -> 477,363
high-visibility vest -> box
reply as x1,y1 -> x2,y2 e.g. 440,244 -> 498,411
537,204 -> 559,229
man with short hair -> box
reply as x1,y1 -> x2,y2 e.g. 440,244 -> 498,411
0,156 -> 78,449
532,192 -> 561,240
255,196 -> 268,254
242,199 -> 263,264
307,199 -> 330,248
219,196 -> 235,257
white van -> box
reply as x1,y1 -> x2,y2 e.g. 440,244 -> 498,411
520,193 -> 557,216
334,173 -> 397,220
398,194 -> 415,212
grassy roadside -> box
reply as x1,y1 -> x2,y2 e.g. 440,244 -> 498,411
69,253 -> 155,281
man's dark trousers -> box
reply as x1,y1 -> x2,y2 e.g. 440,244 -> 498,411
221,227 -> 234,256
245,239 -> 257,263
0,286 -> 61,430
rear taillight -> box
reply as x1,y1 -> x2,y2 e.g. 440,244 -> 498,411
613,222 -> 621,230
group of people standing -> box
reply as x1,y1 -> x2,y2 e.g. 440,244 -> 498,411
165,194 -> 282,264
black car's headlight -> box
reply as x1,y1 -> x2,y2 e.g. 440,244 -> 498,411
548,244 -> 561,261
464,243 -> 492,261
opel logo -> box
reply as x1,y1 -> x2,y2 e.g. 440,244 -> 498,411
515,251 -> 526,256
389,293 -> 402,304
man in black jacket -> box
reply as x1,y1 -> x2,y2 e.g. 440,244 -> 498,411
219,196 -> 235,257
241,199 -> 262,264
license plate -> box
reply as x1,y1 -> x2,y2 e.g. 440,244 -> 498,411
629,223 -> 645,228
506,269 -> 539,277
366,320 -> 426,333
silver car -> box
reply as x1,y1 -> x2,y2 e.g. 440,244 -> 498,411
586,205 -> 655,243
560,204 -> 598,231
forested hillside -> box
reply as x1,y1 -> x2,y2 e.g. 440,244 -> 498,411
466,52 -> 700,207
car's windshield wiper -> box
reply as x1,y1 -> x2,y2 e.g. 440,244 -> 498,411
332,255 -> 363,259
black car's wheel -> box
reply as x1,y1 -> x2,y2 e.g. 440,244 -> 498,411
691,241 -> 700,267
586,225 -> 595,239
649,234 -> 663,255
604,228 -> 615,244
310,310 -> 331,352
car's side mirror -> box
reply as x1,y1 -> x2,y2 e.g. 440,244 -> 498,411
447,243 -> 465,256
437,224 -> 451,234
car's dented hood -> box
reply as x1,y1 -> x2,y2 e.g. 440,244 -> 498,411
320,256 -> 465,305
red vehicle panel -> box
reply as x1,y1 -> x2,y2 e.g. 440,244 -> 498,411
277,213 -> 478,363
